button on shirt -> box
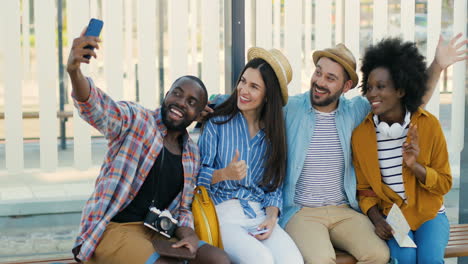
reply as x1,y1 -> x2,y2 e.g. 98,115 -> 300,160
197,113 -> 283,218
72,78 -> 200,261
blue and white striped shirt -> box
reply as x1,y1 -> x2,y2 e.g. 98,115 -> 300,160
294,110 -> 347,207
197,113 -> 283,218
376,126 -> 408,201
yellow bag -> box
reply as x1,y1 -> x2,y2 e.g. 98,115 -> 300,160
192,186 -> 223,248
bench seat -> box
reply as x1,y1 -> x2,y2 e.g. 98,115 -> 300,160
4,224 -> 468,264
334,223 -> 468,264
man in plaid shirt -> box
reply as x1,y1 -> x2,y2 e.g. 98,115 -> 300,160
67,30 -> 228,264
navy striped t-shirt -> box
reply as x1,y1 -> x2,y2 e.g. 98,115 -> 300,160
294,110 -> 347,207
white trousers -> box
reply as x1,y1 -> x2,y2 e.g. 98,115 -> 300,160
215,199 -> 303,264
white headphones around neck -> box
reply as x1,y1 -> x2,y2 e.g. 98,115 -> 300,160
373,111 -> 411,139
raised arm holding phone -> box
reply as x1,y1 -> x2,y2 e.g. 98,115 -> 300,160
68,19 -> 229,264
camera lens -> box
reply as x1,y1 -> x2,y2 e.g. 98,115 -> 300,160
159,217 -> 173,231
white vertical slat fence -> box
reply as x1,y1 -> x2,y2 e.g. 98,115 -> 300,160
373,0 -> 388,44
35,0 -> 58,172
400,0 -> 415,42
451,0 -> 467,171
315,0 -> 332,51
255,0 -> 272,49
168,0 -> 188,86
344,0 -> 361,98
273,0 -> 281,49
335,0 -> 344,44
3,0 -> 24,174
245,0 -> 253,50
22,0 -> 31,78
67,0 -> 92,170
425,0 -> 442,118
103,0 -> 124,100
189,0 -> 199,75
88,0 -> 100,76
284,0 -> 302,94
202,0 -> 221,95
124,0 -> 135,101
137,0 -> 157,108
303,0 -> 313,81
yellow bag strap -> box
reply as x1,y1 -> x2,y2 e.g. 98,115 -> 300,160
195,185 -> 211,204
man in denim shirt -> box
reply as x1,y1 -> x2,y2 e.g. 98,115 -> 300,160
280,37 -> 467,264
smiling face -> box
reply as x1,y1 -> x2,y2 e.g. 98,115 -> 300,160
365,67 -> 405,123
162,78 -> 207,131
236,67 -> 267,116
310,57 -> 352,112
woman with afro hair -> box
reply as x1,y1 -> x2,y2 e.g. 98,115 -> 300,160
351,37 -> 456,263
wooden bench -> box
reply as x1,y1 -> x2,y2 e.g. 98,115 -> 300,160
4,224 -> 468,264
335,224 -> 468,264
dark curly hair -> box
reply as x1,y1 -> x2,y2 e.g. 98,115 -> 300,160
360,38 -> 428,113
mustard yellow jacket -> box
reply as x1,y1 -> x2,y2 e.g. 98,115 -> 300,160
351,108 -> 452,230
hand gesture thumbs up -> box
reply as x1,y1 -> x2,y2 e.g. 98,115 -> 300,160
225,150 -> 247,180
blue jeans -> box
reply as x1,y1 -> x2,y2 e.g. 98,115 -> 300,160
387,213 -> 449,264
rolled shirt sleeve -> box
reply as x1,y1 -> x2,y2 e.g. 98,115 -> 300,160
262,184 -> 283,215
417,121 -> 452,196
197,120 -> 218,188
72,77 -> 132,141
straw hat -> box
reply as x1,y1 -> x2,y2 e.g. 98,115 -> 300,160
312,43 -> 359,88
247,47 -> 292,106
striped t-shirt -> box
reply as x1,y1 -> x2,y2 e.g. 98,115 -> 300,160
294,110 -> 347,207
374,115 -> 445,213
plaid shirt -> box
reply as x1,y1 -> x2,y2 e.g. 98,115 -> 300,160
73,78 -> 200,261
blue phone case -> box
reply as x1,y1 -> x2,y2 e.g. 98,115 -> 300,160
84,18 -> 103,59
85,18 -> 103,37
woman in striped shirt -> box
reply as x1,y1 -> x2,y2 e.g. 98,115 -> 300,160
197,47 -> 303,264
351,38 -> 454,264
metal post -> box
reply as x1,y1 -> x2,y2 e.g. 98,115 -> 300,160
459,76 -> 468,264
135,64 -> 139,102
57,0 -> 66,150
231,0 -> 245,90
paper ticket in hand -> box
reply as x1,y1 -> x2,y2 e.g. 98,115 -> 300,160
386,204 -> 417,248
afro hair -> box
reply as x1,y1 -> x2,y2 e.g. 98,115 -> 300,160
360,38 -> 428,113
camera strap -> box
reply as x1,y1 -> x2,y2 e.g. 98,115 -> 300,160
150,146 -> 165,210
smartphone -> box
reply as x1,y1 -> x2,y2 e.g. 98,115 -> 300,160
83,18 -> 103,59
247,227 -> 269,236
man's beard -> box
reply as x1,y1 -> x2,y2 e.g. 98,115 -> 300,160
161,104 -> 192,132
311,83 -> 343,107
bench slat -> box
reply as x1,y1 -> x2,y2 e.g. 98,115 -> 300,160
445,244 -> 468,258
3,258 -> 77,264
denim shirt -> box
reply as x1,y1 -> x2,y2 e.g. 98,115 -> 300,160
279,91 -> 370,227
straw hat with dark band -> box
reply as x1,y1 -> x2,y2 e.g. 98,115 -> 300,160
312,43 -> 359,88
247,47 -> 292,106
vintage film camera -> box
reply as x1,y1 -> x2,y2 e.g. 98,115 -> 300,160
144,207 -> 178,238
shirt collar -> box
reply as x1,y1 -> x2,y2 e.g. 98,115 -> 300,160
236,112 -> 266,140
365,107 -> 428,124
